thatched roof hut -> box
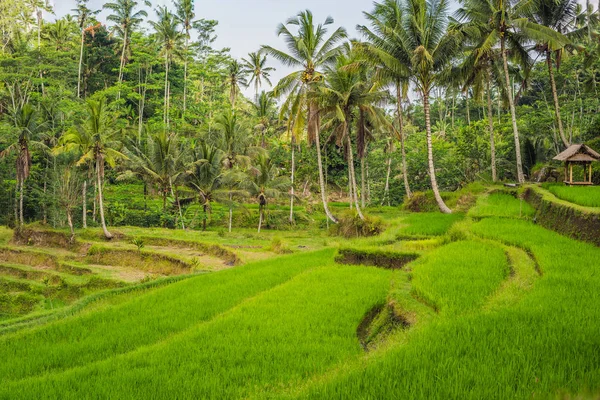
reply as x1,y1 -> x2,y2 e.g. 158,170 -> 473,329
553,144 -> 600,185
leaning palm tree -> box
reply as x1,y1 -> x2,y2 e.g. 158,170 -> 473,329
357,0 -> 413,199
73,0 -> 99,98
60,99 -> 126,239
226,60 -> 247,109
393,0 -> 465,213
318,50 -> 389,220
456,0 -> 568,182
261,10 -> 347,223
149,6 -> 183,130
531,0 -> 575,149
0,104 -> 47,227
104,0 -> 150,98
248,154 -> 290,233
173,0 -> 196,116
242,52 -> 275,97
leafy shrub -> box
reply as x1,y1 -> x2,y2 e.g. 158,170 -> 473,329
331,211 -> 384,238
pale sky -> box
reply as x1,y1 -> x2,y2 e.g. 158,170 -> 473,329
49,0 -> 377,98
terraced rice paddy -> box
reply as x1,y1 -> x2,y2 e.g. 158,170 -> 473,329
544,184 -> 600,208
1,188 -> 599,399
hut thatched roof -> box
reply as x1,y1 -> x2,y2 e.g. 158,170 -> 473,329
553,144 -> 600,162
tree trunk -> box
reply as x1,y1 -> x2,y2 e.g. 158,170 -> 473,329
501,36 -> 525,183
96,158 -> 112,239
82,179 -> 87,228
183,36 -> 189,118
547,52 -> 569,148
19,179 -> 24,226
382,155 -> 392,206
487,71 -> 497,182
170,177 -> 185,230
289,141 -> 295,223
228,192 -> 233,233
257,205 -> 263,233
360,156 -> 366,209
14,179 -> 19,228
423,91 -> 452,214
314,120 -> 337,223
466,90 -> 471,125
164,53 -> 170,127
346,132 -> 364,220
117,29 -> 127,100
77,28 -> 84,98
396,83 -> 412,199
66,209 -> 75,243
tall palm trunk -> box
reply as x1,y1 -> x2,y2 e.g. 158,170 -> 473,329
360,157 -> 366,209
313,117 -> 337,223
164,53 -> 170,128
19,179 -> 24,226
486,71 -> 497,182
423,91 -> 452,214
66,208 -> 75,243
501,36 -> 525,183
14,180 -> 19,228
77,28 -> 85,98
228,192 -> 233,233
547,52 -> 568,148
345,131 -> 364,220
289,141 -> 295,223
116,29 -> 128,100
96,157 -> 112,239
466,90 -> 471,125
82,179 -> 87,228
396,84 -> 412,199
183,35 -> 189,117
170,177 -> 185,230
382,155 -> 392,206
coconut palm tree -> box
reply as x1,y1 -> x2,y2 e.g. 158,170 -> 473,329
122,127 -> 186,228
456,0 -> 568,182
248,154 -> 290,233
261,10 -> 347,223
0,104 -> 47,227
531,0 -> 575,149
253,91 -> 276,148
319,50 -> 389,219
73,0 -> 99,98
226,59 -> 247,109
173,0 -> 196,116
150,6 -> 183,130
242,52 -> 275,97
104,0 -> 150,98
389,0 -> 465,213
185,140 -> 224,231
357,0 -> 413,199
60,99 -> 126,239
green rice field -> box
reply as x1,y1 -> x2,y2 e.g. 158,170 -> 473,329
1,187 -> 599,399
544,184 -> 600,208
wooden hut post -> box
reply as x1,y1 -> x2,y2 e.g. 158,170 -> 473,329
569,163 -> 573,184
589,163 -> 593,183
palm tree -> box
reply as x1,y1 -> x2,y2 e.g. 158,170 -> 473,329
150,6 -> 183,130
56,166 -> 82,242
104,0 -> 150,98
319,50 -> 389,220
248,154 -> 289,233
358,0 -> 413,199
242,52 -> 275,97
173,0 -> 196,116
253,91 -> 276,148
389,0 -> 464,213
456,0 -> 567,182
226,59 -> 247,109
185,140 -> 224,231
531,0 -> 575,149
122,128 -> 186,228
73,0 -> 98,98
60,99 -> 126,239
0,104 -> 47,227
262,10 -> 347,223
